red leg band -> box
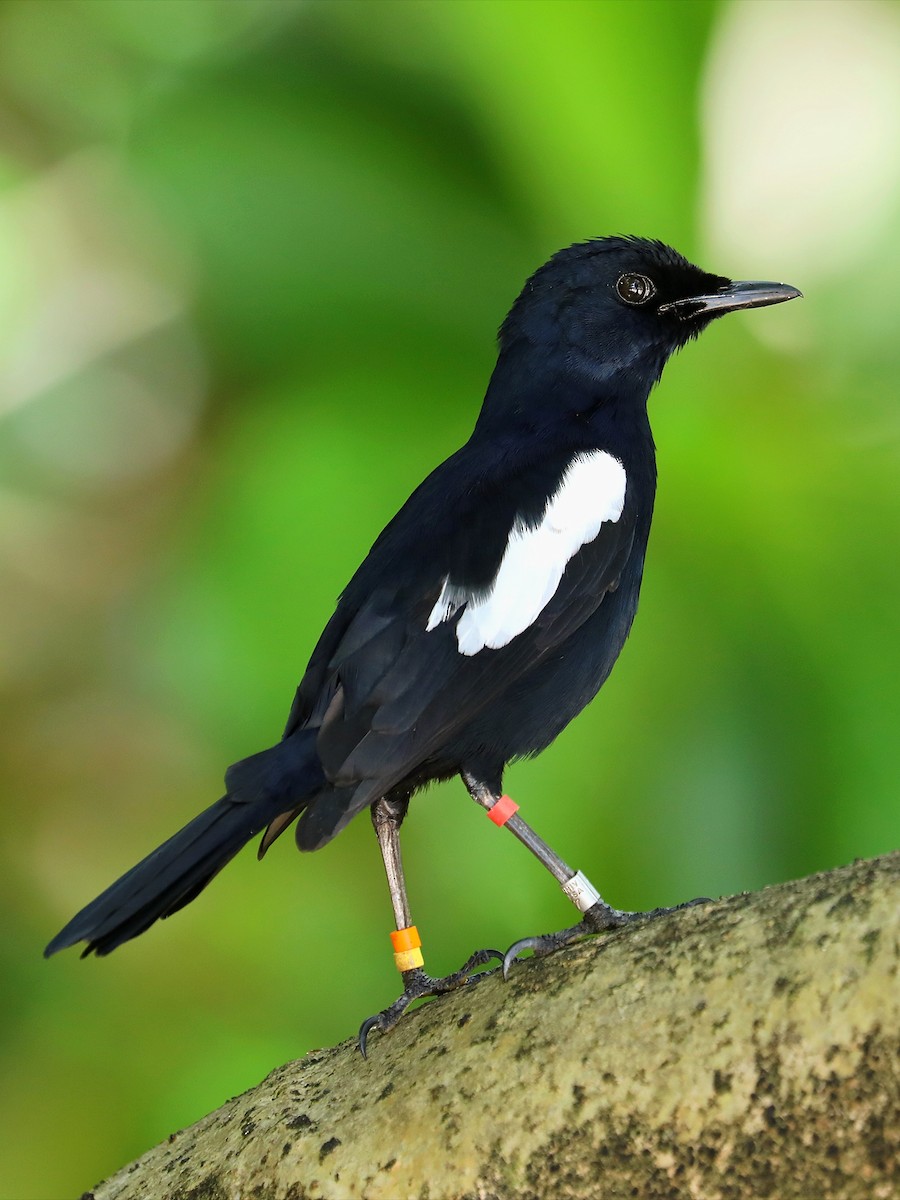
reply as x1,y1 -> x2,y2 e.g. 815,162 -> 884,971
487,794 -> 519,826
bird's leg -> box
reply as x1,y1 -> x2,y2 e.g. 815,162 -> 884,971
462,773 -> 709,975
357,794 -> 502,1057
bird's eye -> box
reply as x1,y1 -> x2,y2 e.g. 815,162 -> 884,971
615,273 -> 657,306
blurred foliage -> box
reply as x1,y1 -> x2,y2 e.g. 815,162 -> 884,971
1,1 -> 899,1196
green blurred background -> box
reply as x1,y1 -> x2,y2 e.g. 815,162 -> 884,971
2,0 -> 899,1195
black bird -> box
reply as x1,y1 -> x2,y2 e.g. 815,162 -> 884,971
46,237 -> 800,1053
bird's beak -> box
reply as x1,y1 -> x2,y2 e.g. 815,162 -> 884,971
659,280 -> 803,320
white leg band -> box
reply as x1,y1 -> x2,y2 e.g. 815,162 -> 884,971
561,870 -> 602,913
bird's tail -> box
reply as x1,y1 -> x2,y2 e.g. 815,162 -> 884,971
44,730 -> 323,958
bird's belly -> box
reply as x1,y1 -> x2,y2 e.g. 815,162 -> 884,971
454,567 -> 643,765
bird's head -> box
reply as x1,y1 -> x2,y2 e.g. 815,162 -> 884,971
498,236 -> 801,395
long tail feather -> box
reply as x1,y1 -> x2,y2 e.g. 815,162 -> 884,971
45,730 -> 323,957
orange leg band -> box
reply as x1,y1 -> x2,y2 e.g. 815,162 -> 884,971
390,925 -> 424,972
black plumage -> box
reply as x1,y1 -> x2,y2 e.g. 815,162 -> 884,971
46,237 -> 800,1045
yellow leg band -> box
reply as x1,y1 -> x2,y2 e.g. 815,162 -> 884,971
394,947 -> 425,972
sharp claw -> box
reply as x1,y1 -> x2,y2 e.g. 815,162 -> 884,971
357,992 -> 413,1057
358,1014 -> 379,1059
502,937 -> 541,978
357,1004 -> 406,1058
499,927 -> 588,975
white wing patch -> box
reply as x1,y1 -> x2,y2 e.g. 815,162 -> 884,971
426,450 -> 627,656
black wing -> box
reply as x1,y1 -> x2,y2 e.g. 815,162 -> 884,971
282,441 -> 639,846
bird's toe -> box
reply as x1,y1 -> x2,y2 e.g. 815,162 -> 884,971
436,947 -> 503,989
500,895 -> 717,981
358,950 -> 502,1056
501,923 -> 588,976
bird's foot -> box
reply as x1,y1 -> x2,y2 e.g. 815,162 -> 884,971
502,895 -> 711,977
358,948 -> 502,1057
